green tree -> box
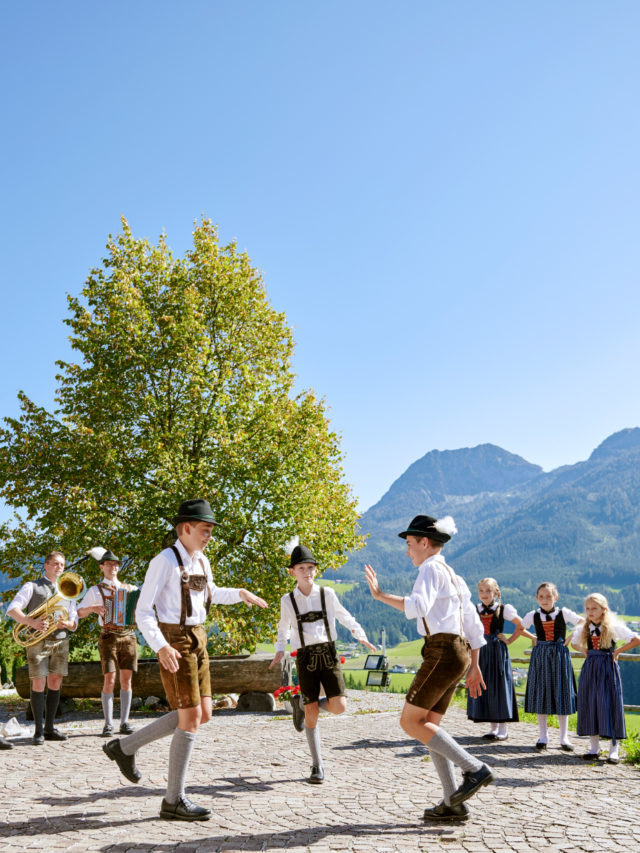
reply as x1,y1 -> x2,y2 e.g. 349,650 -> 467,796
0,218 -> 362,653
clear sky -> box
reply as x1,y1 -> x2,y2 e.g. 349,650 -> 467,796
2,2 -> 639,515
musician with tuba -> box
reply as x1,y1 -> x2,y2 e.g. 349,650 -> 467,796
77,549 -> 139,737
7,551 -> 82,745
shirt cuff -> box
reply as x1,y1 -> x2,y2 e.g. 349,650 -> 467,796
404,595 -> 418,620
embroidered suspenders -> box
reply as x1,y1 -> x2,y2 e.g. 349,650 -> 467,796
290,587 -> 335,671
170,545 -> 212,629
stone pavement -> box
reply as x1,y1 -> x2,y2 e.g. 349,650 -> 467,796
1,690 -> 639,852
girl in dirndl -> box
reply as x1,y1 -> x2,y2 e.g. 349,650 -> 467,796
520,582 -> 581,751
571,593 -> 640,764
467,578 -> 522,740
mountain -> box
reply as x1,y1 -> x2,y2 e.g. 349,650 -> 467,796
341,428 -> 640,616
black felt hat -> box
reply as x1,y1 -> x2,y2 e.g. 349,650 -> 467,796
398,515 -> 457,544
285,536 -> 317,568
99,549 -> 121,564
171,499 -> 216,527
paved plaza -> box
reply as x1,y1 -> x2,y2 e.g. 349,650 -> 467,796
1,689 -> 639,852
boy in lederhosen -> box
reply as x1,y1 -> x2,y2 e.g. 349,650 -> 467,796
270,537 -> 376,784
7,551 -> 77,745
365,515 -> 494,822
77,550 -> 138,736
102,499 -> 267,821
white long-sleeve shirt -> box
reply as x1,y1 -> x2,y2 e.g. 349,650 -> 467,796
404,554 -> 485,650
275,583 -> 369,652
135,539 -> 242,653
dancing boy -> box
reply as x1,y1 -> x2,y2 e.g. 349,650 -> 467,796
365,515 -> 493,822
270,537 -> 376,784
102,499 -> 267,821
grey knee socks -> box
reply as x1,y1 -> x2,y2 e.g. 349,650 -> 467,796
428,728 -> 483,773
101,692 -> 114,727
429,748 -> 457,806
120,709 -> 178,756
119,689 -> 132,724
165,728 -> 196,805
305,725 -> 323,768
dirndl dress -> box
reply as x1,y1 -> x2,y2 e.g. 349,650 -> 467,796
525,638 -> 577,715
467,607 -> 518,723
577,648 -> 626,743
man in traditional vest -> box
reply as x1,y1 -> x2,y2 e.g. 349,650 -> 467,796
77,549 -> 138,736
8,551 -> 77,745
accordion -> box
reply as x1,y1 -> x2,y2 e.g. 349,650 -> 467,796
102,586 -> 140,630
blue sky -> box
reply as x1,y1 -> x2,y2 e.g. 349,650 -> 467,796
2,2 -> 640,515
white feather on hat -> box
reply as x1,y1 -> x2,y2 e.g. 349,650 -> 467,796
87,547 -> 107,561
433,516 -> 457,537
284,535 -> 299,556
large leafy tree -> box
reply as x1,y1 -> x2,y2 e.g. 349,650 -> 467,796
0,218 -> 362,653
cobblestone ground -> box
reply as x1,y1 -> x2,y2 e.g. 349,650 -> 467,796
2,689 -> 640,852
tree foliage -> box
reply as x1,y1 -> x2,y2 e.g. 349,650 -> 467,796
0,218 -> 362,652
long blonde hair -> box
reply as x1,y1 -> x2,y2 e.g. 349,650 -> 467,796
579,592 -> 615,650
478,577 -> 501,603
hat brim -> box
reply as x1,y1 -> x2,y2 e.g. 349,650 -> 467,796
172,514 -> 218,527
398,528 -> 450,542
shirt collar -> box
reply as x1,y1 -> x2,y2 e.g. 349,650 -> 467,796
175,538 -> 202,569
294,582 -> 318,599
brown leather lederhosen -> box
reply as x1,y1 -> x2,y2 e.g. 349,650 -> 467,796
290,586 -> 345,705
157,546 -> 213,709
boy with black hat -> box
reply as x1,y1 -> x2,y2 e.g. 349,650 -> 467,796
270,537 -> 376,784
365,515 -> 493,822
7,551 -> 77,745
102,499 -> 267,821
77,549 -> 138,736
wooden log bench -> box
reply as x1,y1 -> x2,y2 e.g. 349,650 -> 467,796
15,652 -> 291,712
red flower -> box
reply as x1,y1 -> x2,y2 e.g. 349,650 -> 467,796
290,650 -> 298,658
340,656 -> 346,664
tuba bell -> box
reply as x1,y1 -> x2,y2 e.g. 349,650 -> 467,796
12,570 -> 87,648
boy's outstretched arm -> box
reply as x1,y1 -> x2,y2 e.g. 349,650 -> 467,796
364,565 -> 406,612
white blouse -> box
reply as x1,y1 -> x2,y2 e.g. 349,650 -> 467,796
521,606 -> 581,630
570,619 -> 639,647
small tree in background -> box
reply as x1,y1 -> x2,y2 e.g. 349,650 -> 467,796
0,218 -> 362,653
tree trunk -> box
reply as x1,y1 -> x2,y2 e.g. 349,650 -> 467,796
15,653 -> 291,699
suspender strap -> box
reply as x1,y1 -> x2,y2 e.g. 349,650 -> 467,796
170,545 -> 210,629
320,586 -> 332,641
289,587 -> 333,648
422,618 -> 431,638
289,591 -> 306,648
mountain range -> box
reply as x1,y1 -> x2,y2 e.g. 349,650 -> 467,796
339,428 -> 640,619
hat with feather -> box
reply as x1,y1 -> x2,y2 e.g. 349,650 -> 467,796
98,549 -> 121,564
284,535 -> 317,568
398,515 -> 458,544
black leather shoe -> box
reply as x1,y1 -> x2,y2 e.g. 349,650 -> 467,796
535,741 -> 548,750
0,737 -> 14,750
307,765 -> 324,784
449,764 -> 494,806
291,694 -> 305,732
160,795 -> 212,821
32,734 -> 44,745
119,722 -> 134,735
44,728 -> 67,741
102,724 -> 114,737
606,756 -> 620,764
559,743 -> 574,752
423,801 -> 469,822
481,732 -> 498,741
582,752 -> 600,761
103,738 -> 141,783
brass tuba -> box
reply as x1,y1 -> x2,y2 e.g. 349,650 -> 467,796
12,571 -> 87,648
